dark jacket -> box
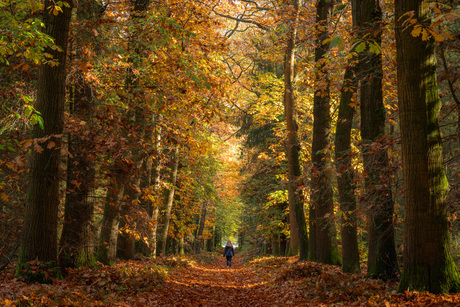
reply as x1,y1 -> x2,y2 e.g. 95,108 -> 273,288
224,246 -> 234,257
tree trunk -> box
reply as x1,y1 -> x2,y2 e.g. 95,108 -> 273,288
335,66 -> 360,273
160,144 -> 180,256
17,0 -> 74,278
395,0 -> 460,293
116,177 -> 140,260
311,0 -> 340,265
115,0 -> 152,260
195,201 -> 207,254
283,0 -> 308,260
59,0 -> 104,270
333,0 -> 360,274
96,166 -> 125,266
358,0 -> 398,280
149,118 -> 162,256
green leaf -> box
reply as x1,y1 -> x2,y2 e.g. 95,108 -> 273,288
355,42 -> 366,53
368,42 -> 381,55
330,36 -> 343,48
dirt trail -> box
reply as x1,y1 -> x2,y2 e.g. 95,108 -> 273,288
150,256 -> 304,307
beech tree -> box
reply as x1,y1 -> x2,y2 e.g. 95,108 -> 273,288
283,0 -> 308,259
17,0 -> 74,279
310,0 -> 340,265
334,0 -> 360,273
395,0 -> 460,293
59,0 -> 105,270
357,0 -> 398,280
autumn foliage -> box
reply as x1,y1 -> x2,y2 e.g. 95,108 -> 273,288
1,0 -> 460,304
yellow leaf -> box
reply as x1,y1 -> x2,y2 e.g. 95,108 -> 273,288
1,193 -> 9,202
421,28 -> 429,40
433,33 -> 444,42
411,25 -> 422,37
53,5 -> 63,16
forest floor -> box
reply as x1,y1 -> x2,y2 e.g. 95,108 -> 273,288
2,252 -> 460,306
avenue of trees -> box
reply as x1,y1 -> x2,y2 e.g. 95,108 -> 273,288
0,0 -> 459,295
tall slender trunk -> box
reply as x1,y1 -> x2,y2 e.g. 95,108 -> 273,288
334,0 -> 360,274
115,0 -> 152,260
358,0 -> 398,279
160,144 -> 180,255
194,201 -> 207,254
96,165 -> 126,266
311,0 -> 340,265
283,0 -> 308,260
150,118 -> 162,256
395,0 -> 460,293
335,66 -> 360,273
17,0 -> 74,279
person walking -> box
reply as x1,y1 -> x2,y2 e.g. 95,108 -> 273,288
223,240 -> 235,268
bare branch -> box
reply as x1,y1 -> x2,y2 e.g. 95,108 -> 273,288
212,6 -> 271,31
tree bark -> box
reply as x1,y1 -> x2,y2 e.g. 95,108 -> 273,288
358,0 -> 398,280
115,0 -> 152,260
17,0 -> 73,277
149,117 -> 162,256
160,144 -> 180,256
96,165 -> 126,266
59,0 -> 104,271
333,0 -> 360,273
395,0 -> 460,293
194,201 -> 207,254
310,0 -> 340,265
335,66 -> 360,273
283,0 -> 308,260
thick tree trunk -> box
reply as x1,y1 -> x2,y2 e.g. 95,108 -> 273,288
283,0 -> 308,260
335,66 -> 360,273
395,0 -> 460,293
311,0 -> 340,265
358,0 -> 398,280
160,144 -> 180,256
17,0 -> 73,278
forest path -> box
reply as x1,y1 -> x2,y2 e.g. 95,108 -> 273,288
150,255 -> 305,307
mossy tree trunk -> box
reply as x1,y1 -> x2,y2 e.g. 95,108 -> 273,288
395,0 -> 460,293
17,0 -> 74,279
358,0 -> 398,280
310,0 -> 340,265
